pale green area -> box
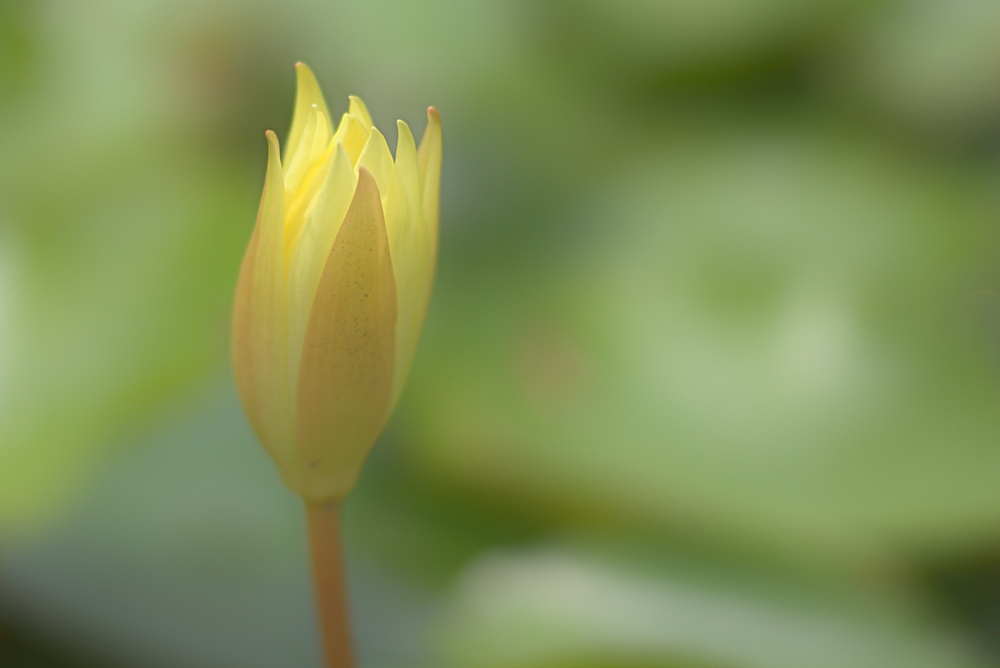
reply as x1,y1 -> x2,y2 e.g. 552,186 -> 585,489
3,0 -> 1000,666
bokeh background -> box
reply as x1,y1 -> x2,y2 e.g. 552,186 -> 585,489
3,0 -> 1000,666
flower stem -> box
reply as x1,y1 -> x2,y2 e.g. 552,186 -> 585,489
306,501 -> 353,668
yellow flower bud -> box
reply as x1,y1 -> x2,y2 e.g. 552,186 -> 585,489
232,63 -> 441,502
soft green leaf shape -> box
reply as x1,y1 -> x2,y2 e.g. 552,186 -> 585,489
402,124 -> 1000,572
441,546 -> 990,668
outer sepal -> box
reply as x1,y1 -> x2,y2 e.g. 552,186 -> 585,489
234,131 -> 293,471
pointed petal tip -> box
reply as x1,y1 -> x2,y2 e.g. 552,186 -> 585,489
294,62 -> 315,81
355,164 -> 383,200
348,113 -> 366,126
348,96 -> 375,131
428,106 -> 440,119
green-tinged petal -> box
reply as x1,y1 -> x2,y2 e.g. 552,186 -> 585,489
295,167 -> 396,501
395,120 -> 422,221
286,142 -> 357,404
417,107 -> 442,265
250,132 -> 294,471
390,108 -> 441,412
386,120 -> 425,411
331,113 -> 370,166
286,63 -> 333,164
349,95 -> 374,130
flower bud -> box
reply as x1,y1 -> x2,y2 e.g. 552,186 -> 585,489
232,63 -> 441,501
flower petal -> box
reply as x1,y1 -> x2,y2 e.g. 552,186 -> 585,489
283,104 -> 321,207
250,131 -> 293,470
331,113 -> 371,166
286,63 -> 333,164
355,126 -> 395,205
349,95 -> 374,130
295,167 -> 396,501
287,142 -> 357,404
284,116 -> 340,262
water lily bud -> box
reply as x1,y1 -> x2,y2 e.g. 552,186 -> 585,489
233,63 -> 441,502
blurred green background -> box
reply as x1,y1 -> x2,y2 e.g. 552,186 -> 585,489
3,0 -> 1000,666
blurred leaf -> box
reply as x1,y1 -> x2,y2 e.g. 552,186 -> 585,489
402,121 -> 1000,572
439,545 -> 991,668
827,0 -> 1000,141
0,0 -> 268,537
527,0 -> 873,81
0,381 -> 441,668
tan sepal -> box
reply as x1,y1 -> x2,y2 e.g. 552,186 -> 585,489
295,167 -> 397,501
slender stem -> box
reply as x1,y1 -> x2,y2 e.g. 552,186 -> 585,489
306,500 -> 353,668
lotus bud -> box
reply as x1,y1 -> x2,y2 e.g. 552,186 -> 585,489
232,63 -> 441,502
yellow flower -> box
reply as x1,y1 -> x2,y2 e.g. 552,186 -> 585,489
232,63 -> 441,502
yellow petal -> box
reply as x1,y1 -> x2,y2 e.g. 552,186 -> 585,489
349,95 -> 374,130
286,63 -> 333,164
251,131 -> 293,469
416,107 -> 442,265
287,142 -> 357,403
284,117 -> 338,262
283,104 -> 321,207
331,113 -> 370,166
355,126 -> 395,206
309,111 -> 331,163
295,167 -> 396,501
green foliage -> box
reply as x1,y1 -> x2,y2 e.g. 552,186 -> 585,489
4,0 -> 1000,666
